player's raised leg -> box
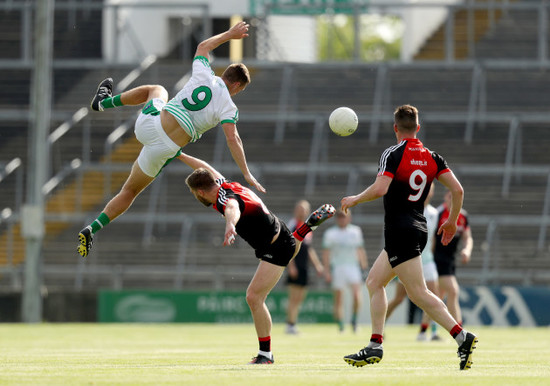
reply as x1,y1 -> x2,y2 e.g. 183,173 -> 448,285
293,204 -> 336,242
91,79 -> 169,112
246,261 -> 286,364
79,84 -> 170,257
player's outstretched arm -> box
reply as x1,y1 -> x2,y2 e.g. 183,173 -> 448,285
177,152 -> 224,180
222,122 -> 266,193
341,175 -> 391,212
195,21 -> 249,61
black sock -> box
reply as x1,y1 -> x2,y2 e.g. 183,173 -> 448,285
259,336 -> 271,352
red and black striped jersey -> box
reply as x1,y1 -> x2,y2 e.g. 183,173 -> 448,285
213,179 -> 279,250
434,203 -> 470,258
377,138 -> 450,230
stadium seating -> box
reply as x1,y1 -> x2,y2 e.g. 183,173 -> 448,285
1,2 -> 549,291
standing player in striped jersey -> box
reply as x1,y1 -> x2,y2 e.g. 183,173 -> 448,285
341,105 -> 478,370
77,21 -> 264,257
180,152 -> 335,364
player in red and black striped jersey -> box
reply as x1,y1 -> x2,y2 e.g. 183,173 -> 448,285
434,189 -> 474,325
341,105 -> 478,370
180,152 -> 335,365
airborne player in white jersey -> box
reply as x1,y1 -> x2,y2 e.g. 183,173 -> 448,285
78,22 -> 265,257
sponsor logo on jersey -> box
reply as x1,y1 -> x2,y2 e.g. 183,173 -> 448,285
410,159 -> 428,166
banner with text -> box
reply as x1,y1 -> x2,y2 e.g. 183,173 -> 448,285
98,286 -> 550,326
98,290 -> 334,323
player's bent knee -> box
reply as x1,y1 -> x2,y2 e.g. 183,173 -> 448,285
149,85 -> 169,101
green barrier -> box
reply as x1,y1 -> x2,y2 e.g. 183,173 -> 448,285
98,290 -> 334,323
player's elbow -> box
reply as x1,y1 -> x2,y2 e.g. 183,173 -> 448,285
451,185 -> 464,200
373,184 -> 388,198
196,40 -> 209,54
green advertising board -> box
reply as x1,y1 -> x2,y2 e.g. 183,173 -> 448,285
98,290 -> 334,323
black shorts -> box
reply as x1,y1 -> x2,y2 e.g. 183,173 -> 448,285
434,254 -> 456,276
255,221 -> 296,267
286,267 -> 309,286
384,227 -> 427,268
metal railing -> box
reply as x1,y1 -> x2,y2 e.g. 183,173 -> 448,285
1,167 -> 548,291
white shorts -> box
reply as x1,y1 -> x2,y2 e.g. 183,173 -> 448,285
134,98 -> 181,177
422,261 -> 439,282
331,265 -> 362,290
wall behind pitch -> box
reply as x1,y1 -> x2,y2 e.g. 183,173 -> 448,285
97,286 -> 550,326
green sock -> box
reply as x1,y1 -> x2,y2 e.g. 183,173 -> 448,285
90,212 -> 111,234
431,322 -> 437,334
337,320 -> 344,332
100,94 -> 123,109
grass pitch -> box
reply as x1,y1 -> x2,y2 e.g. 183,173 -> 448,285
0,324 -> 549,385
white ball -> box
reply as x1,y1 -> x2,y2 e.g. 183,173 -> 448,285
329,107 -> 358,136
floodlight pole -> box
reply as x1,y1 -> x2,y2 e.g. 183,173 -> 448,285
22,0 -> 54,323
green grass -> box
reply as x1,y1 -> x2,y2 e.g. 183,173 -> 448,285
0,324 -> 549,385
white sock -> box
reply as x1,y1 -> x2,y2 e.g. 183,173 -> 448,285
367,342 -> 382,349
455,330 -> 466,346
258,350 -> 272,360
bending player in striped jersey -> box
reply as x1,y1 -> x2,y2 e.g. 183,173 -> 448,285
78,21 -> 264,257
180,152 -> 335,364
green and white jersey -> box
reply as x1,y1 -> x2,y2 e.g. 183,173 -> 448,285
163,56 -> 239,143
421,204 -> 438,265
322,224 -> 364,268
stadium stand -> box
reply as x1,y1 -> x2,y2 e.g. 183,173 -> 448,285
1,1 -> 549,292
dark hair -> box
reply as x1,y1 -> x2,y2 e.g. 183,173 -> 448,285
222,63 -> 251,86
185,168 -> 217,191
394,104 -> 419,132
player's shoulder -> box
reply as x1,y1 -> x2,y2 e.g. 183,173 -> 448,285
192,55 -> 215,77
382,140 -> 407,155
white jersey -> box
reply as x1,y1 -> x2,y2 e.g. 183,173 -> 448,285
322,224 -> 364,268
163,56 -> 239,143
421,204 -> 439,264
